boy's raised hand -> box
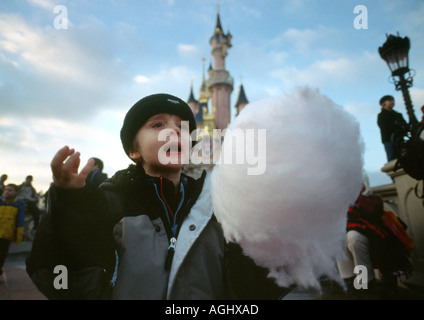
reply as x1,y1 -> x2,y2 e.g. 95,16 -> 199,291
51,146 -> 95,189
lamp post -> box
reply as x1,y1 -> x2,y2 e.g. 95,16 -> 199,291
378,33 -> 418,125
378,33 -> 424,181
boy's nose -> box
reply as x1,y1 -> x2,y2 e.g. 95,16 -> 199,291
170,122 -> 181,135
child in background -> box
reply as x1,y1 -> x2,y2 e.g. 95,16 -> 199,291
0,184 -> 26,276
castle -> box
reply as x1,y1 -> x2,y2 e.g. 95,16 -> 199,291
186,9 -> 249,136
183,9 -> 248,177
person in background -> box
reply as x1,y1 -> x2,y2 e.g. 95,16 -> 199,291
18,175 -> 41,229
377,95 -> 407,162
337,170 -> 413,299
0,184 -> 25,276
86,157 -> 108,187
0,174 -> 8,194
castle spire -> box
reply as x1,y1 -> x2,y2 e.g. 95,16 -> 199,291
187,76 -> 199,117
207,7 -> 233,130
235,79 -> 249,116
199,57 -> 209,103
215,3 -> 223,34
187,77 -> 197,104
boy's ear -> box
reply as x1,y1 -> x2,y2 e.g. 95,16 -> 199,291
129,149 -> 142,161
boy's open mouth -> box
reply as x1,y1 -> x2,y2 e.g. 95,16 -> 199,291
165,144 -> 181,155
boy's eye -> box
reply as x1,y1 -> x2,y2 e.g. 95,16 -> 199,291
152,122 -> 164,128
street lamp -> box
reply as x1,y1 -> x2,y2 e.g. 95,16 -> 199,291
378,33 -> 418,125
378,33 -> 424,181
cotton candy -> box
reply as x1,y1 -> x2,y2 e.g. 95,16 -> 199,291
211,87 -> 364,290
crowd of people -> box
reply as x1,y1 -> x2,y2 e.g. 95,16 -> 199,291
0,175 -> 41,276
0,163 -> 108,277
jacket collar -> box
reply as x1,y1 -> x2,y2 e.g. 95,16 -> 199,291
167,172 -> 213,298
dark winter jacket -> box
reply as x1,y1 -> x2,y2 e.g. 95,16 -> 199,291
86,168 -> 108,188
377,108 -> 406,143
26,164 -> 288,300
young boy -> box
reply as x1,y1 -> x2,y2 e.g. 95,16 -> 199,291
0,184 -> 26,275
26,93 -> 288,299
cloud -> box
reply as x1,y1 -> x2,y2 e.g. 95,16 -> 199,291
271,26 -> 339,52
0,116 -> 99,153
268,51 -> 382,92
0,13 -> 130,120
178,43 -> 199,57
132,64 -> 196,98
27,0 -> 56,10
134,74 -> 150,84
0,112 -> 130,192
411,87 -> 424,109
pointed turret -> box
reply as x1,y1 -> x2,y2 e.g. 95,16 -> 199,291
235,82 -> 249,116
187,84 -> 198,104
187,78 -> 199,117
215,11 -> 223,34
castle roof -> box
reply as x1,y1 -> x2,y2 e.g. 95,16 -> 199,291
187,84 -> 198,104
236,84 -> 249,106
195,102 -> 207,122
210,11 -> 231,45
215,12 -> 223,34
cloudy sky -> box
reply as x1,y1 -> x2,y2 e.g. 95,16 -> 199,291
1,0 -> 423,192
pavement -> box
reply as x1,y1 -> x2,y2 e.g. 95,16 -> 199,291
1,241 -> 424,300
0,264 -> 46,300
0,241 -> 46,300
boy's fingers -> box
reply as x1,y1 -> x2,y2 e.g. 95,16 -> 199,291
51,146 -> 74,166
50,147 -> 94,188
51,146 -> 74,177
62,151 -> 81,174
72,153 -> 81,174
79,158 -> 95,180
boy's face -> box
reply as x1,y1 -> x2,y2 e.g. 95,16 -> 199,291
3,186 -> 17,199
130,113 -> 188,175
382,99 -> 395,110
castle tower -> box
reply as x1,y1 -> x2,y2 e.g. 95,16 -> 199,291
187,77 -> 199,116
206,9 -> 233,130
235,81 -> 249,116
199,57 -> 215,136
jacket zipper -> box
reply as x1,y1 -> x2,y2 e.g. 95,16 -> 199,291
165,236 -> 177,270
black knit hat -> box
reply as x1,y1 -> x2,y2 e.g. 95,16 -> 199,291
379,95 -> 394,105
120,93 -> 197,156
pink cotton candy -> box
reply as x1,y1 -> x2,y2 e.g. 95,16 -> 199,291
211,87 -> 364,290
